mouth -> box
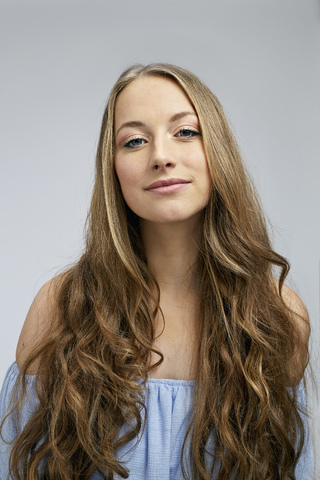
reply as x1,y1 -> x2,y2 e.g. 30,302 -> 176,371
145,178 -> 191,192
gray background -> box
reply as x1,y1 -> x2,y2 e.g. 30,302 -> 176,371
0,0 -> 319,475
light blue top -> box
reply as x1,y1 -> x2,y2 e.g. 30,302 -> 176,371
0,362 -> 314,479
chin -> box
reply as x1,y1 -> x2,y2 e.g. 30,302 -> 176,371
143,210 -> 204,226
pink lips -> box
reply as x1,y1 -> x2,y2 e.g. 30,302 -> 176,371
146,178 -> 190,193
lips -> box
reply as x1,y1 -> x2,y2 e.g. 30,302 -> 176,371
146,178 -> 190,190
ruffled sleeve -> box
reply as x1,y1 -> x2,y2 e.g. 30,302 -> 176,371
292,380 -> 315,480
0,362 -> 39,480
0,362 -> 315,480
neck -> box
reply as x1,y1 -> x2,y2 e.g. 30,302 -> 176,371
140,216 -> 202,294
140,217 -> 203,381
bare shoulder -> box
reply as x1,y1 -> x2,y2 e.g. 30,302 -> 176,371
272,279 -> 310,386
16,276 -> 61,373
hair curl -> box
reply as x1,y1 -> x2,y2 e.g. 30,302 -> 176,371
1,63 -> 310,479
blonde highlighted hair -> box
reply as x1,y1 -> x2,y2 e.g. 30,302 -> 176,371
1,63 -> 309,479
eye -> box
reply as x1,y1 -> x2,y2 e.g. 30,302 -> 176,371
123,137 -> 146,149
175,128 -> 200,139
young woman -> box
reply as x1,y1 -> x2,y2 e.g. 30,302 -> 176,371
0,63 -> 314,479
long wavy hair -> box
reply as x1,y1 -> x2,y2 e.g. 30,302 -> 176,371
1,63 -> 310,479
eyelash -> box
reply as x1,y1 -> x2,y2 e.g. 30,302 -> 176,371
176,128 -> 200,139
123,128 -> 200,149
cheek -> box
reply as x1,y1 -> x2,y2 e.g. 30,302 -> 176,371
197,156 -> 213,198
114,160 -> 131,193
190,151 -> 211,181
114,159 -> 141,209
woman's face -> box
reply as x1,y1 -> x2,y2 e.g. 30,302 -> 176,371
114,75 -> 212,227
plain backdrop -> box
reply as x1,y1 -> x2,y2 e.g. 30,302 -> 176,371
0,0 -> 319,475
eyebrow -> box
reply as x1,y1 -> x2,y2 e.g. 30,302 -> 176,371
115,111 -> 197,137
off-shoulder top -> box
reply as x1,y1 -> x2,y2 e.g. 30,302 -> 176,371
0,362 -> 314,479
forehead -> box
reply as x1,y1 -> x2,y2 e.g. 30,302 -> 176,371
114,76 -> 196,126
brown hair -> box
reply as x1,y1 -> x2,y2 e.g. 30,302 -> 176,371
1,63 -> 310,479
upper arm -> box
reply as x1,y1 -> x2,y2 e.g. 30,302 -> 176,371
273,280 -> 310,387
16,278 -> 60,374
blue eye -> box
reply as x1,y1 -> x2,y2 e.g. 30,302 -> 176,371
176,128 -> 199,138
124,137 -> 145,149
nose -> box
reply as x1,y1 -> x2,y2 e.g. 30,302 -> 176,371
150,136 -> 176,171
